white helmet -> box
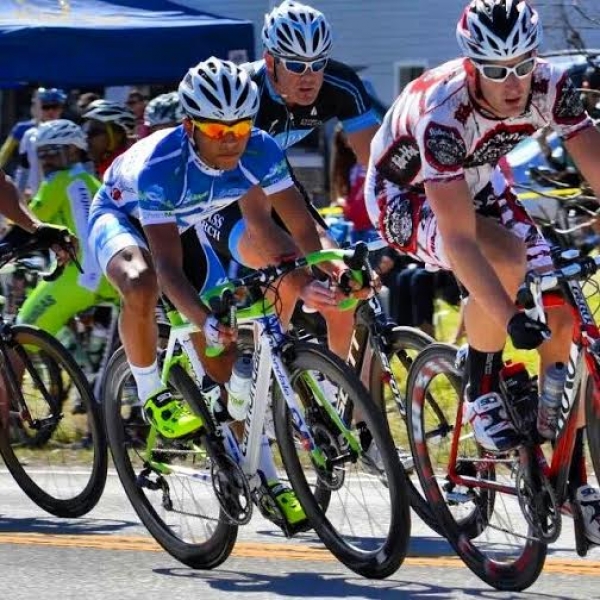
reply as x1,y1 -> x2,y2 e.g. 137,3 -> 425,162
35,119 -> 87,151
82,100 -> 136,134
144,92 -> 184,128
456,0 -> 542,61
262,1 -> 332,60
178,57 -> 259,121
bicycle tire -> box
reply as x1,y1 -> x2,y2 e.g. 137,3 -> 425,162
103,347 -> 238,570
584,375 -> 600,484
368,325 -> 441,532
273,341 -> 411,579
406,343 -> 546,591
0,325 -> 107,517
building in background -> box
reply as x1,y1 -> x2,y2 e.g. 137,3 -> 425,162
176,1 -> 600,104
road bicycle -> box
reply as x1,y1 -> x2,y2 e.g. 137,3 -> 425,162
0,234 -> 107,517
405,247 -> 600,591
103,245 -> 411,579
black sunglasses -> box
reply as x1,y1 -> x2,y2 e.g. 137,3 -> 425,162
41,104 -> 61,111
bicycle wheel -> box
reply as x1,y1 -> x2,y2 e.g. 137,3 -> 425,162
406,343 -> 546,591
103,347 -> 238,570
273,341 -> 411,579
0,325 -> 107,518
369,325 -> 441,532
584,374 -> 600,484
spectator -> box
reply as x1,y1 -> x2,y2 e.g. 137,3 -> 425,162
375,248 -> 435,337
329,124 -> 377,243
143,92 -> 184,134
76,92 -> 101,120
18,87 -> 67,199
126,89 -> 149,139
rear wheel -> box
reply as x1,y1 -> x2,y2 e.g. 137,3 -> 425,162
103,347 -> 238,570
369,326 -> 441,532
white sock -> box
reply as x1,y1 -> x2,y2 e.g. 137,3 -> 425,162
258,434 -> 278,485
129,360 -> 163,403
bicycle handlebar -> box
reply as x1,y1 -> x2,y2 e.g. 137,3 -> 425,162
517,251 -> 600,321
0,231 -> 82,282
202,243 -> 372,357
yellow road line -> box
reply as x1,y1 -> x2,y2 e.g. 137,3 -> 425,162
0,533 -> 599,575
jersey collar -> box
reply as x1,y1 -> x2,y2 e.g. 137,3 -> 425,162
187,138 -> 224,176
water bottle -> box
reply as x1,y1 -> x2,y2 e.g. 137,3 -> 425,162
537,362 -> 566,440
226,353 -> 253,421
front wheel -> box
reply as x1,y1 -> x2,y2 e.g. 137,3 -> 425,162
0,325 -> 107,517
406,343 -> 547,591
273,342 -> 411,579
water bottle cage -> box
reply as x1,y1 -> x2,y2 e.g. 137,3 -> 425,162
500,375 -> 539,438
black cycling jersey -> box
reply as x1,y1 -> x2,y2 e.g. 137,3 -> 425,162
242,59 -> 379,150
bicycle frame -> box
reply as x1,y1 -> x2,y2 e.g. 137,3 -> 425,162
152,303 -> 359,492
446,274 -> 600,508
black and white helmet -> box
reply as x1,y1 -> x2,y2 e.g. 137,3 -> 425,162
82,100 -> 136,134
144,92 -> 184,128
262,1 -> 332,59
456,0 -> 542,61
35,119 -> 87,150
178,57 -> 259,121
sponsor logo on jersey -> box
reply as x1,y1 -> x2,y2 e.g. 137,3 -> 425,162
465,124 -> 535,168
424,122 -> 466,172
111,188 -> 122,201
454,102 -> 473,126
553,72 -> 587,125
377,136 -> 421,186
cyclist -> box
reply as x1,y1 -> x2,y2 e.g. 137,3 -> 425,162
81,100 -> 135,179
205,0 -> 381,357
88,57 -> 354,532
16,119 -> 115,338
143,92 -> 184,134
365,0 -> 600,542
17,88 -> 67,198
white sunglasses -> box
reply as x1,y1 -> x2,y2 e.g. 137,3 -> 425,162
473,56 -> 537,82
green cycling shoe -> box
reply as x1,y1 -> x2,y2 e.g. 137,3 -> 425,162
268,481 -> 309,528
143,389 -> 203,439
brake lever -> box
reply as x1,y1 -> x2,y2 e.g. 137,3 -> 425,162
40,262 -> 65,282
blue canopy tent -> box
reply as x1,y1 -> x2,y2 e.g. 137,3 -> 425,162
0,0 -> 255,86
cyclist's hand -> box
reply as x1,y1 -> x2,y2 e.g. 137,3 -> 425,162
507,312 -> 551,350
301,279 -> 339,310
203,314 -> 236,348
35,224 -> 78,265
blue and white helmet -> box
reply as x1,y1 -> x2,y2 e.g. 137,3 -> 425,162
178,57 -> 259,121
144,92 -> 184,128
262,1 -> 332,60
457,0 -> 542,61
35,119 -> 87,150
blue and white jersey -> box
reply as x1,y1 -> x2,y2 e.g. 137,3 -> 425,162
89,125 -> 293,232
241,59 -> 380,150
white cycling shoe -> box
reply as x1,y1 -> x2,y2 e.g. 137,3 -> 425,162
463,392 -> 521,453
576,485 -> 600,545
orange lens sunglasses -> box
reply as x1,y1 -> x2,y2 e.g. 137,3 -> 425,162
192,118 -> 253,140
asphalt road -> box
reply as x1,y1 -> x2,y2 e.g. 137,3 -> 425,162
1,470 -> 600,600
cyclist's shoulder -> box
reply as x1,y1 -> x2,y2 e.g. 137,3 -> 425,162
322,59 -> 367,94
240,59 -> 266,82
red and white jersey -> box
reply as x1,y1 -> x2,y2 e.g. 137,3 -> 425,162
365,58 -> 592,210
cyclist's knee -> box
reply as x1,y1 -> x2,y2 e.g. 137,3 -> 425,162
112,262 -> 159,313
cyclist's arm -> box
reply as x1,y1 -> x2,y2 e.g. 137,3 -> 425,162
143,222 -> 210,330
0,137 -> 18,169
346,124 -> 379,167
238,184 -> 302,261
564,125 -> 600,197
0,169 -> 42,233
425,177 -> 516,329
